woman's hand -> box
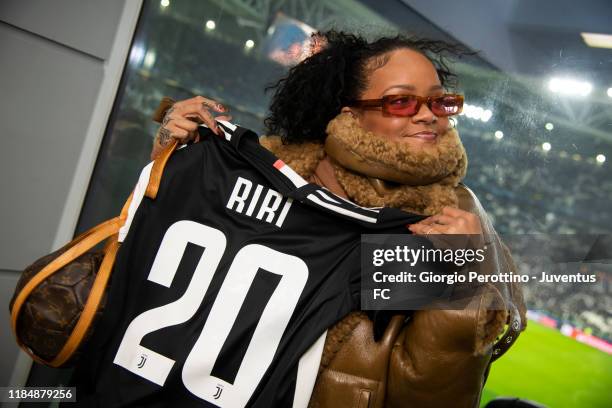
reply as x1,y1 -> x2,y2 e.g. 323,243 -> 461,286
152,96 -> 232,159
408,206 -> 483,235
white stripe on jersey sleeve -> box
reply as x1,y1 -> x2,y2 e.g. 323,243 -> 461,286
318,188 -> 382,213
314,189 -> 341,204
315,189 -> 382,215
276,162 -> 308,188
292,330 -> 327,408
118,161 -> 154,242
306,194 -> 378,223
199,120 -> 237,141
217,119 -> 237,131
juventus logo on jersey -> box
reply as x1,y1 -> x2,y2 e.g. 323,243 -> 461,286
137,354 -> 147,369
226,176 -> 293,227
213,384 -> 223,399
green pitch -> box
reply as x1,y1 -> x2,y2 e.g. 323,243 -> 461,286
480,320 -> 612,408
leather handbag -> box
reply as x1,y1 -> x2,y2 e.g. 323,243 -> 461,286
9,140 -> 178,368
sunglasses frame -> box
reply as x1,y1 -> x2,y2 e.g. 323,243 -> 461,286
349,93 -> 464,117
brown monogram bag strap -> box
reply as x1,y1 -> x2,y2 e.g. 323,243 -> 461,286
146,138 -> 178,199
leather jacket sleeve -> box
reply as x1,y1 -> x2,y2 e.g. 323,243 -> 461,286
385,184 -> 527,408
387,283 -> 506,408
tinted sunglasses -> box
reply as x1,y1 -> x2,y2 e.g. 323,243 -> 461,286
349,93 -> 464,117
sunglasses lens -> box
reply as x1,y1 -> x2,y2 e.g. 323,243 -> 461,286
385,96 -> 419,116
431,95 -> 463,116
361,94 -> 463,117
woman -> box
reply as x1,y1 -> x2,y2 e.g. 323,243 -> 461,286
150,31 -> 526,407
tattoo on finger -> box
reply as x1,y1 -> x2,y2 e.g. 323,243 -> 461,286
158,127 -> 173,146
162,106 -> 176,126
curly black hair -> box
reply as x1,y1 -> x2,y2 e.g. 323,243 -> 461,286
264,30 -> 474,144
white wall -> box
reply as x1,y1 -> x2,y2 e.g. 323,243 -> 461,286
0,0 -> 142,392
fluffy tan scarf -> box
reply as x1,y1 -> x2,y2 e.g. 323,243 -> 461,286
260,113 -> 468,216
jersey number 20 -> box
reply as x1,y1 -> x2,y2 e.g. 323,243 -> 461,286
113,220 -> 309,407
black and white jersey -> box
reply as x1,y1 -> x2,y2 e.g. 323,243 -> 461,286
72,122 -> 423,408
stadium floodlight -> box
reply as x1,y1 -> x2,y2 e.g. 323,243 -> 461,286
245,39 -> 255,49
494,131 -> 504,140
143,50 -> 156,69
596,154 -> 606,164
464,104 -> 474,119
542,142 -> 552,152
545,122 -> 554,131
581,32 -> 612,49
463,104 -> 474,118
205,20 -> 216,30
462,103 -> 492,122
548,77 -> 592,96
481,109 -> 493,122
129,43 -> 145,66
160,0 -> 170,7
607,88 -> 612,98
